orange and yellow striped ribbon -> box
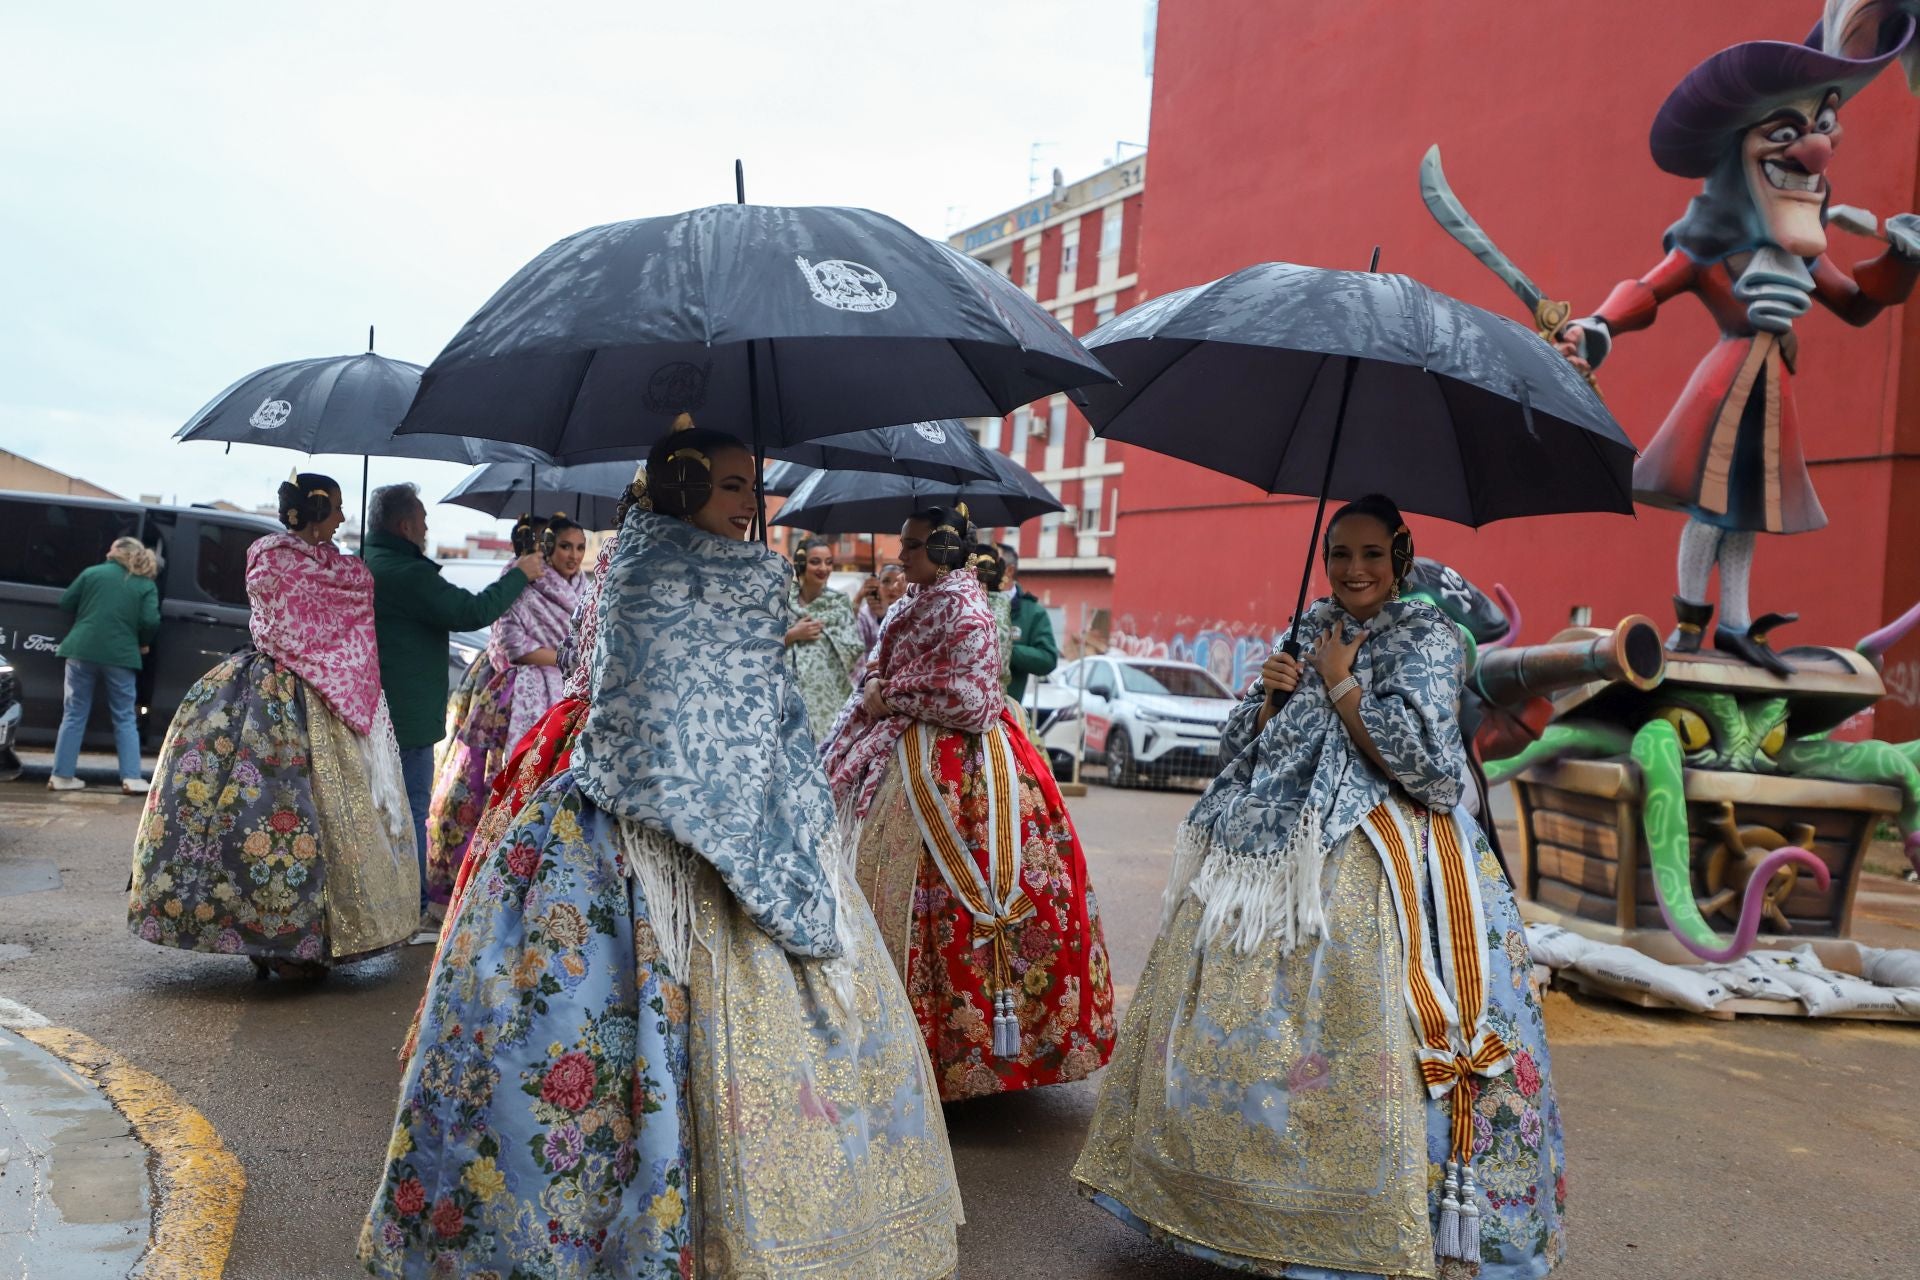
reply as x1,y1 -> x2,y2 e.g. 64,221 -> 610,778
899,720 -> 1035,988
1364,802 -> 1511,1162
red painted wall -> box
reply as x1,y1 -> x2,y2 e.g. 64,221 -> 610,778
1116,0 -> 1920,733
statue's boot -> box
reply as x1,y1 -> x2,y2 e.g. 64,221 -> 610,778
1713,612 -> 1798,677
1668,596 -> 1713,654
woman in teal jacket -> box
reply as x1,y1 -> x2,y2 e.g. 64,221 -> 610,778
50,537 -> 161,794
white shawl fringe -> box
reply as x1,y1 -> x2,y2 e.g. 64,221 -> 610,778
1170,813 -> 1328,956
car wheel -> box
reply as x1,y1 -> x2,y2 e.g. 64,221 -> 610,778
1107,728 -> 1136,789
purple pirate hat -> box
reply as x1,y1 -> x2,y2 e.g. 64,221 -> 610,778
1649,9 -> 1916,177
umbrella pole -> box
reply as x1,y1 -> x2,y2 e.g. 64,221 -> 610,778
748,339 -> 768,542
1274,246 -> 1381,707
1274,349 -> 1365,703
735,159 -> 770,543
361,455 -> 370,548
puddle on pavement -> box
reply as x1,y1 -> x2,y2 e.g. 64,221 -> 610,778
0,1031 -> 150,1276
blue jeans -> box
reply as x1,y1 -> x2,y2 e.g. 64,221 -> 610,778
53,659 -> 143,782
400,745 -> 436,908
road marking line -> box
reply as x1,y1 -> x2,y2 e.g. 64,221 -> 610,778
19,1024 -> 245,1280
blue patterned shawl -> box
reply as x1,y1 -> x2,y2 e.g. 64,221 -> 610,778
575,510 -> 844,960
1172,598 -> 1467,954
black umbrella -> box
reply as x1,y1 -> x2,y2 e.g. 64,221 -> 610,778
395,203 -> 1114,485
768,420 -> 998,485
771,446 -> 1063,533
1076,259 -> 1635,688
761,460 -> 812,498
175,331 -> 547,530
441,460 -> 638,529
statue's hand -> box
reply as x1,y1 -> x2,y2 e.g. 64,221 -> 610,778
1884,212 -> 1920,262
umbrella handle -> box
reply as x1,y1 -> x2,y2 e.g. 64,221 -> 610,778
1266,636 -> 1304,711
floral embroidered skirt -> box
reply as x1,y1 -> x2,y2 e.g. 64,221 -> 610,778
363,772 -> 961,1278
127,651 -> 419,965
1072,815 -> 1567,1279
400,697 -> 589,1063
854,713 -> 1117,1102
423,663 -> 518,903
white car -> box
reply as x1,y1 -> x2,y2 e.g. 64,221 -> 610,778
1040,656 -> 1238,788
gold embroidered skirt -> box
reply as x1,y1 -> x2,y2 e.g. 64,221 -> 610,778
1072,824 -> 1435,1278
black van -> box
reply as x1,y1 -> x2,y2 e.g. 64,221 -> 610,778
0,490 -> 281,751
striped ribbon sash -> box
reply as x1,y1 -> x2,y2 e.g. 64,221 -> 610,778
1361,802 -> 1511,1269
897,720 -> 1036,1056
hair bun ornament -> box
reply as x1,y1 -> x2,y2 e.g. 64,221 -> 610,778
671,412 -> 696,433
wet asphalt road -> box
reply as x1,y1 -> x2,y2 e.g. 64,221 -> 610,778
2,766 -> 1918,1279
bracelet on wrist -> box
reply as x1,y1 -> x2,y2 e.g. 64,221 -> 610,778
1326,673 -> 1361,704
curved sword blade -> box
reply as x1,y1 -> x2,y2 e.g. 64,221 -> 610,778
1420,144 -> 1546,311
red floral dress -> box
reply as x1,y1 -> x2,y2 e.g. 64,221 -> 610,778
823,571 -> 1116,1100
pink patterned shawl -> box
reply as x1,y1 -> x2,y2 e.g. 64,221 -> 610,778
246,533 -> 381,735
821,568 -> 1002,817
488,562 -> 584,749
559,536 -> 618,703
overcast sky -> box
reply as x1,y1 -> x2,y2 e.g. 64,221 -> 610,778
0,1 -> 1152,546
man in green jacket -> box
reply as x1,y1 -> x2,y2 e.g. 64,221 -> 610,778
996,543 -> 1059,707
50,537 -> 162,793
361,482 -> 543,902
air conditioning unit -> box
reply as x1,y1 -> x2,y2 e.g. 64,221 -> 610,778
1056,504 -> 1079,525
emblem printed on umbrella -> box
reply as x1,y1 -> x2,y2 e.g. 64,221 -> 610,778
248,398 -> 293,430
914,422 -> 948,444
796,257 -> 897,313
643,359 -> 711,414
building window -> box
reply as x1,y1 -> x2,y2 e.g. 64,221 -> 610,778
1094,294 -> 1117,328
1100,205 -> 1123,257
1080,478 -> 1104,532
1012,407 -> 1031,440
1048,401 -> 1068,448
1023,261 -> 1039,290
1062,242 -> 1078,274
977,415 -> 1002,452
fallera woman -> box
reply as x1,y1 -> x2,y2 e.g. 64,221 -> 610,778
49,536 -> 161,794
1072,494 -> 1567,1280
128,473 -> 419,979
363,427 -> 961,1278
822,505 -> 1116,1102
422,514 -> 586,904
783,535 -> 862,741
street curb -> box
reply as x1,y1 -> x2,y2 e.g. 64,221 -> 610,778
19,1026 -> 245,1280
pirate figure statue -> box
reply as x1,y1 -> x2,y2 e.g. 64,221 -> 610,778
1553,1 -> 1920,674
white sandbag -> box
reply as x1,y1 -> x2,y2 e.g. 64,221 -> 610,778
1523,922 -> 1601,970
1695,955 -> 1800,1002
1568,943 -> 1729,1013
1860,945 -> 1920,991
1739,947 -> 1907,1017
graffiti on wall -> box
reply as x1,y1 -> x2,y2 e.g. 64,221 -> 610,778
1110,615 -> 1280,693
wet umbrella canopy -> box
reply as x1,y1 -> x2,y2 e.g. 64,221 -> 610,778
767,420 -> 998,485
175,348 -> 544,467
174,340 -> 547,532
396,204 -> 1113,463
441,460 -> 638,529
1076,262 -> 1635,526
771,446 -> 1062,533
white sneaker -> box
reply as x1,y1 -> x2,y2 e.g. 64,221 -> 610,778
47,776 -> 86,792
121,778 -> 151,796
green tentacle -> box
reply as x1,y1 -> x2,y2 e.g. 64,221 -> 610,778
1777,736 -> 1920,837
1482,721 -> 1632,786
1631,717 -> 1724,953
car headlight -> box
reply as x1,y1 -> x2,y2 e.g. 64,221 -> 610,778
1134,705 -> 1164,722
